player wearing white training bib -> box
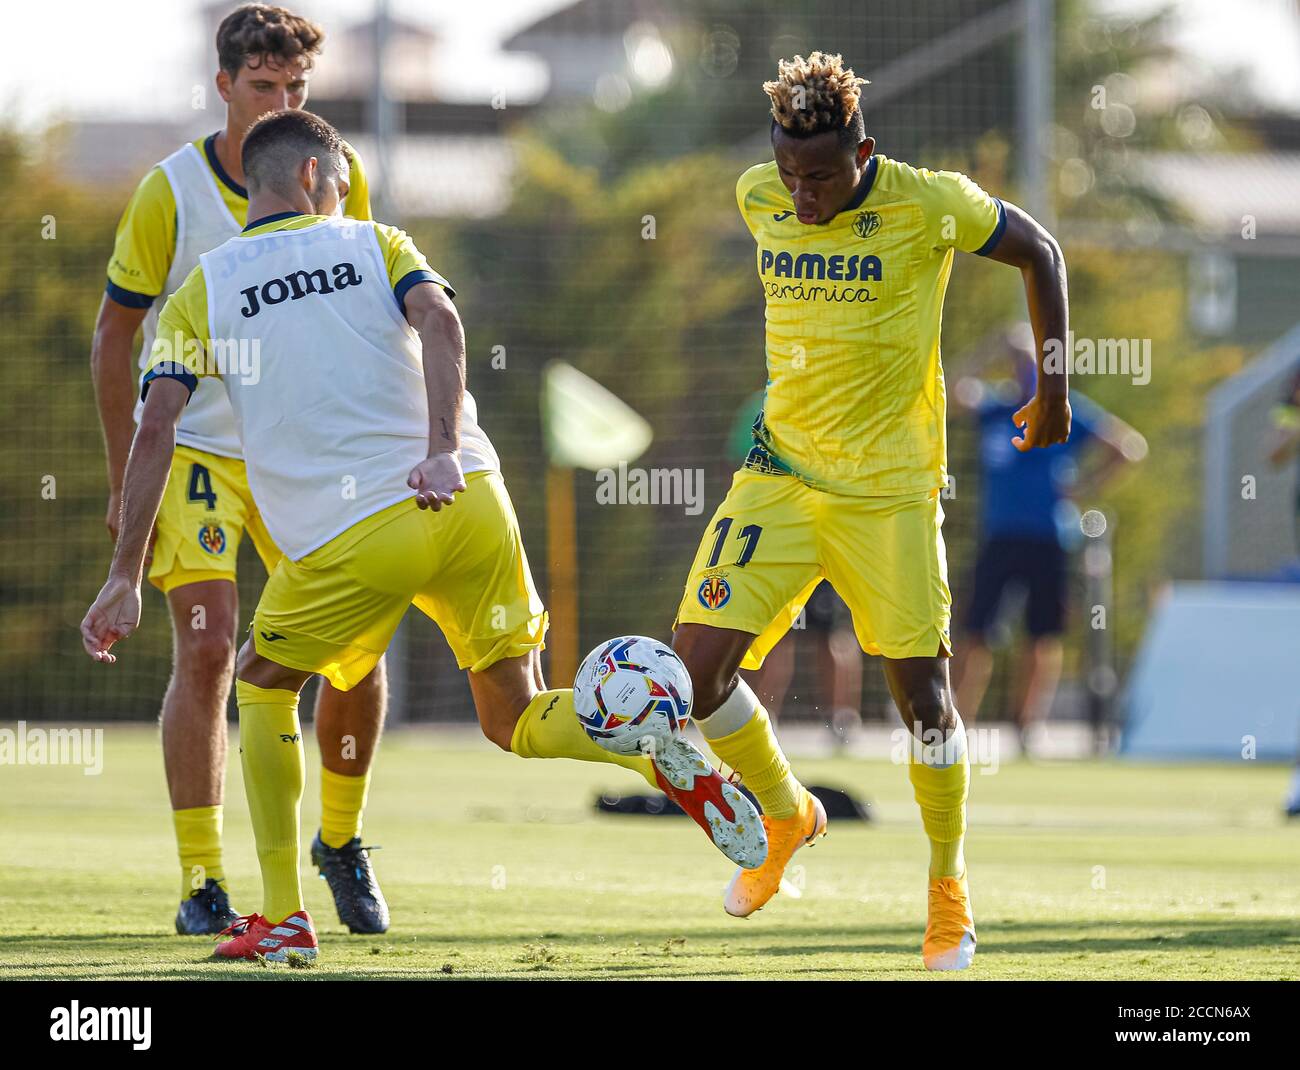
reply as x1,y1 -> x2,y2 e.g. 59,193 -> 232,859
142,207 -> 519,682
192,215 -> 498,560
81,110 -> 767,962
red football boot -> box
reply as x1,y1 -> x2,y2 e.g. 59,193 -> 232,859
212,910 -> 319,962
652,738 -> 768,869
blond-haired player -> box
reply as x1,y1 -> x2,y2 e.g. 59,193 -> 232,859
81,110 -> 766,961
672,53 -> 1072,970
90,4 -> 388,935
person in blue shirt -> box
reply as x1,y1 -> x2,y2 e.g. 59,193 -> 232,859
953,326 -> 1146,756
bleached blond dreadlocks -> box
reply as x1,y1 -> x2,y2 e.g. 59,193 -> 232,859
764,51 -> 868,145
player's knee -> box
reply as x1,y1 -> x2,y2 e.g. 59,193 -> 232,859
475,695 -> 524,752
233,639 -> 260,681
468,655 -> 538,753
173,621 -> 238,679
234,639 -> 308,693
671,632 -> 735,717
474,689 -> 532,752
481,714 -> 517,753
896,687 -> 955,736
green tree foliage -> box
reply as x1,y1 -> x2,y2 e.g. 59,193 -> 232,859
0,130 -> 179,714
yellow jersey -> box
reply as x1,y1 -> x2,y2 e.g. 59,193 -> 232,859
737,155 -> 1005,496
106,133 -> 371,309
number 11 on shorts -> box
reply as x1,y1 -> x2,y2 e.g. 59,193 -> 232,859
706,517 -> 763,568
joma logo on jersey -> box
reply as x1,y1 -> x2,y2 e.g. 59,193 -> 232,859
197,523 -> 226,555
697,576 -> 731,610
759,250 -> 882,282
238,262 -> 364,318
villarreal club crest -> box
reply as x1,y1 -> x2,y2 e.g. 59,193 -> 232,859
198,522 -> 227,555
697,574 -> 731,610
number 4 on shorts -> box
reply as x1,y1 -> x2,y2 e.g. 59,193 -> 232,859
188,463 -> 217,510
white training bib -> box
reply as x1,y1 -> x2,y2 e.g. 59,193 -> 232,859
199,216 -> 499,560
136,142 -> 244,458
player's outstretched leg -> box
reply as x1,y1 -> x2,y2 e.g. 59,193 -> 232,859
212,648 -> 318,962
883,654 -> 975,971
673,625 -> 824,916
312,660 -> 390,934
474,649 -> 766,868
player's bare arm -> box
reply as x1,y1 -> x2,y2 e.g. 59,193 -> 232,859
80,377 -> 189,662
404,280 -> 467,511
984,201 -> 1071,452
90,296 -> 149,540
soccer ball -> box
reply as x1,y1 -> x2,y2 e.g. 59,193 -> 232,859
574,635 -> 693,756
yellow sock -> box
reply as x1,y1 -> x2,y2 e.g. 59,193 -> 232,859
320,767 -> 370,849
510,689 -> 657,789
236,680 -> 306,922
907,719 -> 970,879
174,805 -> 225,900
703,705 -> 804,819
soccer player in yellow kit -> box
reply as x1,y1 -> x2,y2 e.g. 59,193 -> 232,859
81,110 -> 766,961
89,4 -> 390,935
673,53 -> 1072,970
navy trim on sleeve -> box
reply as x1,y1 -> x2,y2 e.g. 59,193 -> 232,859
394,269 -> 455,314
204,133 -> 248,200
140,364 -> 197,402
105,279 -> 157,310
974,197 -> 1008,256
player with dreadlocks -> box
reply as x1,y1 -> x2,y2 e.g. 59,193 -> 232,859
671,52 -> 1072,970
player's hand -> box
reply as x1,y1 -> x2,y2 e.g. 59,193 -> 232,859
1011,393 -> 1071,452
408,451 -> 467,512
80,574 -> 142,663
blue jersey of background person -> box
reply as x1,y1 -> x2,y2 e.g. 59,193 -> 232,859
975,383 -> 1106,549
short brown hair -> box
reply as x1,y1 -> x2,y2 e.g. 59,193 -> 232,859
216,4 -> 324,77
242,109 -> 347,194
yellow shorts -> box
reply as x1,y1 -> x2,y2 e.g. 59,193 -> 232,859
674,468 -> 952,666
148,445 -> 281,594
252,471 -> 547,690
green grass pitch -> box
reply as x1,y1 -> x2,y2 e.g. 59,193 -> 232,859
1,725 -> 1296,980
